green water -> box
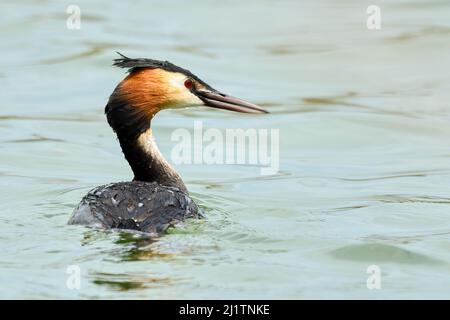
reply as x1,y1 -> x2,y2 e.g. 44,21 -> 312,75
1,0 -> 450,299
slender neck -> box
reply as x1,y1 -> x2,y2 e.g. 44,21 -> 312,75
117,128 -> 187,193
105,99 -> 187,193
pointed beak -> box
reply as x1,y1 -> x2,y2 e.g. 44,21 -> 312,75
195,89 -> 269,114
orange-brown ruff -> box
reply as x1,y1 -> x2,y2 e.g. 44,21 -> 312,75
69,53 -> 268,235
118,68 -> 209,118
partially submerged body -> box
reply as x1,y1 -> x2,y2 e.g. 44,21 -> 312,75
69,181 -> 200,235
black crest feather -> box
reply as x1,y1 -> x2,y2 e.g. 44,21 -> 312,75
112,52 -> 214,90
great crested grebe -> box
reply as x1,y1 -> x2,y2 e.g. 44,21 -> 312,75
68,53 -> 268,235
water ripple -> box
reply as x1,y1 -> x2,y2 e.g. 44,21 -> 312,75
330,243 -> 444,265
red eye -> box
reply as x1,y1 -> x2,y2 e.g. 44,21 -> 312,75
184,79 -> 194,90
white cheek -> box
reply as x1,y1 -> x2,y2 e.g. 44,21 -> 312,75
180,91 -> 203,107
168,75 -> 203,108
168,76 -> 184,90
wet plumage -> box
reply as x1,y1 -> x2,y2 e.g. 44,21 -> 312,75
69,181 -> 200,236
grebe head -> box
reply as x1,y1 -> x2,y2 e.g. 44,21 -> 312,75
104,53 -> 268,188
107,53 -> 268,124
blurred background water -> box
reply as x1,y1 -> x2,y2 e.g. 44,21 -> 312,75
1,0 -> 450,299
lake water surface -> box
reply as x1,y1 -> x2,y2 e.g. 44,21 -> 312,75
1,0 -> 450,299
